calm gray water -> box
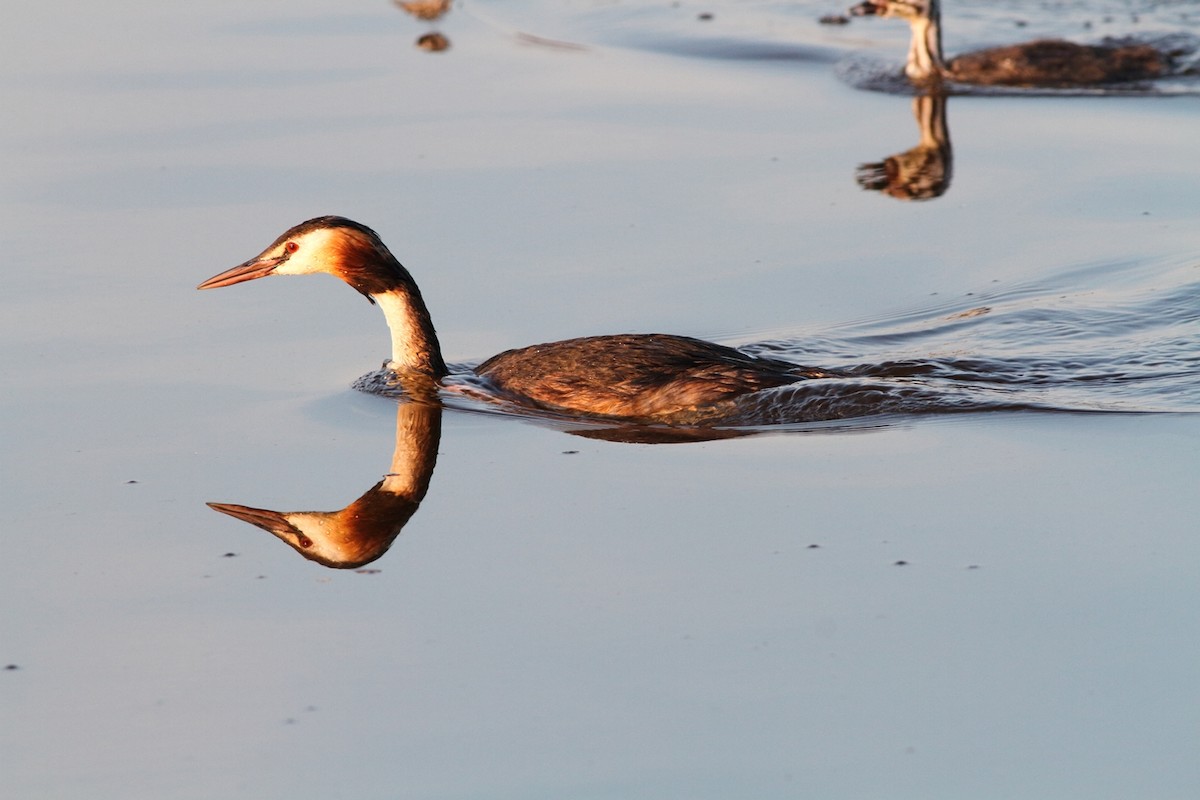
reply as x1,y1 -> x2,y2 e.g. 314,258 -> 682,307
3,1 -> 1200,798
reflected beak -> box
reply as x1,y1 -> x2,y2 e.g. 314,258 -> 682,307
196,254 -> 287,290
206,502 -> 298,537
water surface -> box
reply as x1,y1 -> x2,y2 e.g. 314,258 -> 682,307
3,2 -> 1199,798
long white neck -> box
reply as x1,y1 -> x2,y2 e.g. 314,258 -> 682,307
373,288 -> 448,379
906,8 -> 947,81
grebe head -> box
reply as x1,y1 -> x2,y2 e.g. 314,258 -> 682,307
206,502 -> 414,569
197,215 -> 408,301
851,0 -> 945,83
198,216 -> 448,378
850,0 -> 933,22
853,0 -> 938,22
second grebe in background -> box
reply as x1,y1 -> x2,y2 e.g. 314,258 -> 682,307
850,0 -> 1167,87
197,216 -> 832,421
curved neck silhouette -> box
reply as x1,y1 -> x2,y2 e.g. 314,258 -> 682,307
207,397 -> 442,569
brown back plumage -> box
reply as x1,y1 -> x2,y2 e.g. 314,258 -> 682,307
477,334 -> 821,419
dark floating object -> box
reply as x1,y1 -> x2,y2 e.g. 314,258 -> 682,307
850,0 -> 1168,87
820,15 -> 850,26
417,32 -> 450,52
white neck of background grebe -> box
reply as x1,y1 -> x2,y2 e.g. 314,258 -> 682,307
906,3 -> 947,81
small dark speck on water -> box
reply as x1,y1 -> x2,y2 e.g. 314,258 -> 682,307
697,13 -> 713,21
819,14 -> 850,25
562,450 -> 579,455
125,480 -> 138,484
4,664 -> 19,671
894,560 -> 909,566
807,543 -> 821,549
222,552 -> 237,558
967,564 -> 981,570
356,569 -> 382,574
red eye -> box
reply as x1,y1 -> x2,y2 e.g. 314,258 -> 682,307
285,241 -> 299,253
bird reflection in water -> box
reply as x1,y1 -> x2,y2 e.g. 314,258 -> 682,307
207,390 -> 441,569
856,93 -> 951,201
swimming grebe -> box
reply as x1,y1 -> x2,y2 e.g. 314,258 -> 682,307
197,216 -> 829,420
850,0 -> 1166,87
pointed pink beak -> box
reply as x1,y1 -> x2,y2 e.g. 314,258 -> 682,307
206,502 -> 292,532
197,254 -> 287,290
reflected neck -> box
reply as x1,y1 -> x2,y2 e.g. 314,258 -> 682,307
373,288 -> 448,379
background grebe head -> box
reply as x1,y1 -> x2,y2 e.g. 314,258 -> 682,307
197,215 -> 448,378
851,0 -> 944,83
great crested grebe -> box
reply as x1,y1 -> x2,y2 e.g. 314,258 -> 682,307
197,216 -> 831,420
850,0 -> 1166,87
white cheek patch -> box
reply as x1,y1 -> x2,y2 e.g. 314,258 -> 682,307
282,512 -> 346,561
273,228 -> 341,276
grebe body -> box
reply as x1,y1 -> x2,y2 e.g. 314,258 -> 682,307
851,0 -> 1166,87
476,333 -> 814,418
198,216 -> 826,420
